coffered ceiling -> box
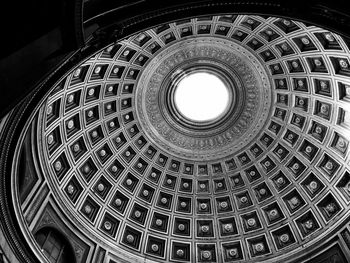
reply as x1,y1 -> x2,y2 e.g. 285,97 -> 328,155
11,14 -> 350,263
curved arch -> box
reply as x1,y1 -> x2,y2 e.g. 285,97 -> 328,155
34,227 -> 76,263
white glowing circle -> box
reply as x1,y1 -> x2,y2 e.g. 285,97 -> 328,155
174,73 -> 230,122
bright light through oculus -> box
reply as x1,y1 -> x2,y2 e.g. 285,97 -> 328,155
174,72 -> 229,122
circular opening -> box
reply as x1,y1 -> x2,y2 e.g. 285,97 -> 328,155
174,72 -> 230,122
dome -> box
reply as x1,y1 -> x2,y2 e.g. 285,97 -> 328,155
1,9 -> 350,263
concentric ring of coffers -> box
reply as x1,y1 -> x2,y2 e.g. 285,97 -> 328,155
35,14 -> 350,262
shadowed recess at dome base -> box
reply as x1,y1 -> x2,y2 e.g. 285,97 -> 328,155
12,14 -> 350,263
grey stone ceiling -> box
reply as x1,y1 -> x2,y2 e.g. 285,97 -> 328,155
17,14 -> 350,262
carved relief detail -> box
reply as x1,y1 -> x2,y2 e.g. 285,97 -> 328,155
136,38 -> 271,160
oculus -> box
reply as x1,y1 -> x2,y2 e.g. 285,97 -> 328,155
174,72 -> 230,122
